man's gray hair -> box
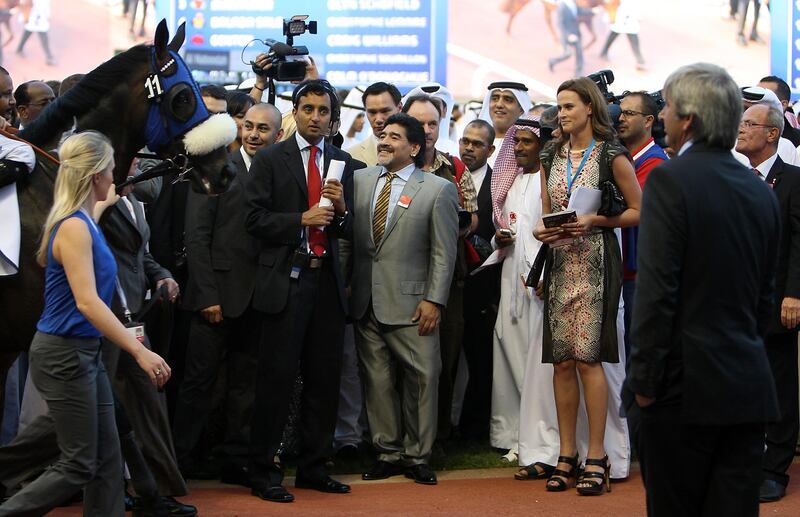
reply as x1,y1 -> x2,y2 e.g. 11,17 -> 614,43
663,63 -> 742,149
766,106 -> 785,135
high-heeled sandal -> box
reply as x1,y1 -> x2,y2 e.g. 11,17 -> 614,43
576,456 -> 611,495
545,453 -> 580,492
514,462 -> 555,480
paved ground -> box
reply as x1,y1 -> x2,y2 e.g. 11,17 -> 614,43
447,0 -> 772,101
47,462 -> 800,516
2,0 -> 774,102
3,0 -> 151,86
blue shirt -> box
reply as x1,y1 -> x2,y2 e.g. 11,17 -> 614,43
371,163 -> 416,230
37,210 -> 117,338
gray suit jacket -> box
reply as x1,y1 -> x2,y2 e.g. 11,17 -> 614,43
349,166 -> 459,325
346,135 -> 379,167
99,194 -> 171,316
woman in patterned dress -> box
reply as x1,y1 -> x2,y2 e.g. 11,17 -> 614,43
534,77 -> 641,495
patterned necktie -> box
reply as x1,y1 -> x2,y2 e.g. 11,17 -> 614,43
372,171 -> 396,245
306,145 -> 327,256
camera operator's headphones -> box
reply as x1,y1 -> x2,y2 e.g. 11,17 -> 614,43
291,79 -> 341,137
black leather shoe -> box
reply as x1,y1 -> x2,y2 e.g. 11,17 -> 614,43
362,461 -> 405,481
251,485 -> 295,503
405,464 -> 438,485
759,479 -> 786,503
220,464 -> 251,488
131,496 -> 169,517
160,496 -> 197,516
295,475 -> 351,494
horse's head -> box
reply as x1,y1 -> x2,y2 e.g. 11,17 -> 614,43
141,20 -> 237,195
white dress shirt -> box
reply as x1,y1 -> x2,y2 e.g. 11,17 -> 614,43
753,152 -> 779,182
295,131 -> 324,184
239,145 -> 252,172
470,163 -> 489,197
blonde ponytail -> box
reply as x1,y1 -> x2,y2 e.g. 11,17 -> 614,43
36,131 -> 114,266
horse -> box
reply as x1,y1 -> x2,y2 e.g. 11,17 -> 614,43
0,19 -> 238,425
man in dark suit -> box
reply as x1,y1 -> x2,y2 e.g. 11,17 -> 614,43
627,63 -> 780,517
174,103 -> 284,483
245,80 -> 355,503
736,103 -> 800,503
457,119 -> 499,439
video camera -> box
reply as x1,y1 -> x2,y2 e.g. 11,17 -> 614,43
587,69 -> 666,148
253,15 -> 317,83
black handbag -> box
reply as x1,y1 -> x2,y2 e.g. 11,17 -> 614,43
525,243 -> 549,288
597,180 -> 626,217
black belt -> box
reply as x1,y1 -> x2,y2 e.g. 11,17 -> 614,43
307,256 -> 326,269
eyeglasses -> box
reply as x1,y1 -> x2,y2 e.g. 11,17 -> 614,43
21,98 -> 54,108
619,109 -> 650,119
739,120 -> 777,130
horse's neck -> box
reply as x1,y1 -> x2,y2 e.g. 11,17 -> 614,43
77,103 -> 144,183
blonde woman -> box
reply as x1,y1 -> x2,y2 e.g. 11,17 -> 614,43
0,131 -> 170,516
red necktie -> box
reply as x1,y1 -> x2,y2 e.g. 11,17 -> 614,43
752,167 -> 762,178
306,146 -> 327,257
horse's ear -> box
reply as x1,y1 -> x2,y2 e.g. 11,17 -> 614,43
154,19 -> 170,61
168,22 -> 185,53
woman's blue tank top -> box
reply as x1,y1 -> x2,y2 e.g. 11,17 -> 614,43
36,210 -> 117,338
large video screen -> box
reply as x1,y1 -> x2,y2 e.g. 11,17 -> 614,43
156,0 -> 448,88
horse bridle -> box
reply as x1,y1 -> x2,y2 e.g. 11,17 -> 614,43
120,47 -> 214,193
115,151 -> 196,193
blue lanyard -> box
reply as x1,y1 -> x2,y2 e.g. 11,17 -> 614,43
566,138 -> 596,196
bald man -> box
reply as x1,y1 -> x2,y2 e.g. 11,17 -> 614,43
175,103 -> 283,484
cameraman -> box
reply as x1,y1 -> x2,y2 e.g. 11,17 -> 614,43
617,91 -> 668,358
248,53 -> 320,141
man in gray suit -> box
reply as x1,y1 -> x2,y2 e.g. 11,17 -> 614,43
350,113 -> 459,485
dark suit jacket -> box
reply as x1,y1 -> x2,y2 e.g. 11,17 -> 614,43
473,166 -> 495,243
99,194 -> 172,316
465,166 -> 500,317
765,156 -> 800,335
245,136 -> 355,315
183,150 -> 259,318
627,142 -> 780,426
782,117 -> 800,147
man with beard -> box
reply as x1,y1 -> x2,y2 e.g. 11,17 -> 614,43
13,80 -> 54,129
351,113 -> 458,485
477,82 -> 532,167
347,82 -> 402,166
176,103 -> 283,485
616,92 -> 667,357
0,67 -> 16,127
489,117 -> 545,464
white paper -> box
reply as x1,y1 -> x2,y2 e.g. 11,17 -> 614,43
566,186 -> 602,216
318,159 -> 345,208
470,248 -> 507,276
